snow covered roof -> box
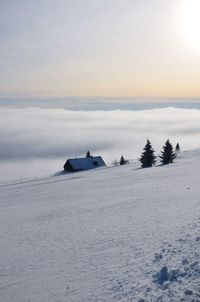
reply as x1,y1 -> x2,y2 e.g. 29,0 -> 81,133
64,156 -> 106,172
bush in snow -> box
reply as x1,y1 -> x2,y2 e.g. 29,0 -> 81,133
175,142 -> 180,154
112,159 -> 119,166
140,139 -> 156,168
160,139 -> 176,165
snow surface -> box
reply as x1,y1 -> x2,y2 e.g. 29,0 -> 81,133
1,150 -> 200,301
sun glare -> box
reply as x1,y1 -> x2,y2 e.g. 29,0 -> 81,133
180,0 -> 200,51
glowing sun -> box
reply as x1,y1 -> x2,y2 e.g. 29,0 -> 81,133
180,0 -> 200,50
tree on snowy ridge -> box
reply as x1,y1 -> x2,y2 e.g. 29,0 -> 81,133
119,155 -> 129,165
140,139 -> 156,168
86,150 -> 91,158
160,139 -> 176,165
120,155 -> 125,165
175,142 -> 180,154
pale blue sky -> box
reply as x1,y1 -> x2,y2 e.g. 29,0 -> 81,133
0,0 -> 200,97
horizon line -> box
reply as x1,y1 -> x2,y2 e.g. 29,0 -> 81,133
1,95 -> 200,102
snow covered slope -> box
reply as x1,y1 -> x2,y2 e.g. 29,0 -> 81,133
1,150 -> 200,302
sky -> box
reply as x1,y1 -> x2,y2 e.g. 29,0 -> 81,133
0,0 -> 200,98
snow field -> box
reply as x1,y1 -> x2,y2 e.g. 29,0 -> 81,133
0,150 -> 200,301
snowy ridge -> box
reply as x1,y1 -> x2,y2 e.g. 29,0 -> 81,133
1,150 -> 200,302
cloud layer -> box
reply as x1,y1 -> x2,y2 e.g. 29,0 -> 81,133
1,107 -> 200,181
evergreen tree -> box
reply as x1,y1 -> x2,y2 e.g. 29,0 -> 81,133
86,150 -> 91,158
120,155 -> 125,165
140,139 -> 156,168
175,142 -> 180,153
160,139 -> 176,165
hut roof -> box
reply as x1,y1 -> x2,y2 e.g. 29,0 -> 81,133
64,156 -> 106,172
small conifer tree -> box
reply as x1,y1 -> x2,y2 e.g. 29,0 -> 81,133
140,139 -> 156,168
86,150 -> 91,158
120,155 -> 125,165
175,143 -> 180,153
160,139 -> 176,165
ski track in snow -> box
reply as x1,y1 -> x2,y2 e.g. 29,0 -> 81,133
0,150 -> 200,301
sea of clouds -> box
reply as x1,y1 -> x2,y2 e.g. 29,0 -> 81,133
1,106 -> 200,182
